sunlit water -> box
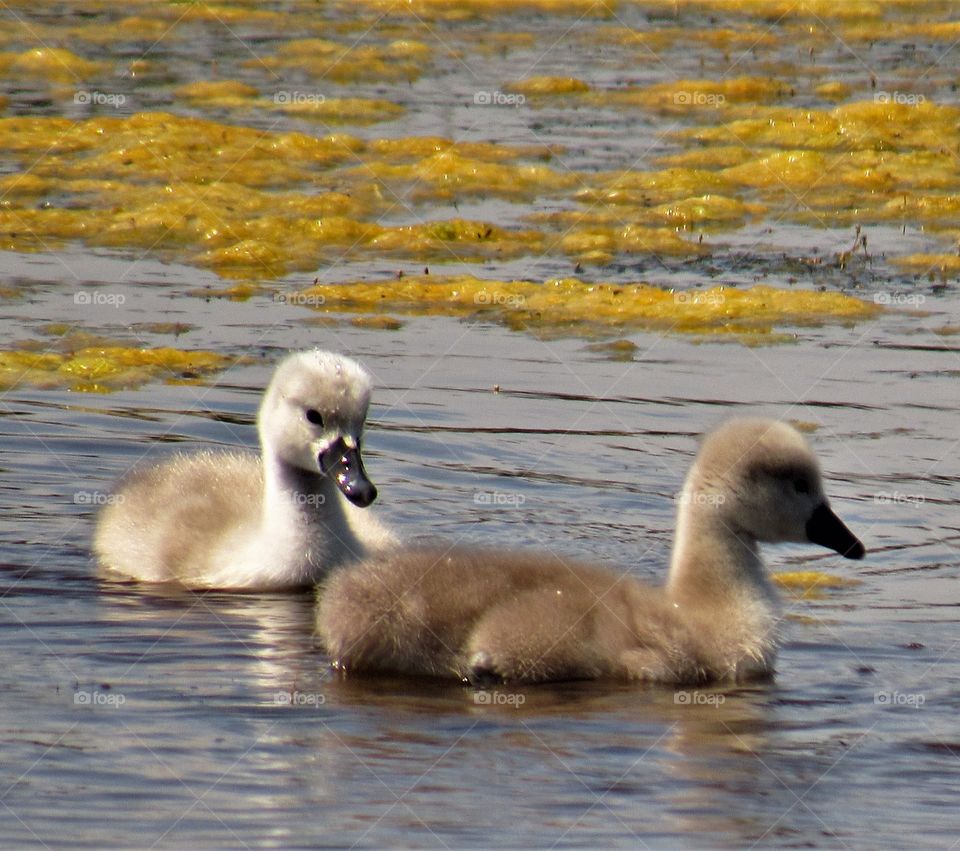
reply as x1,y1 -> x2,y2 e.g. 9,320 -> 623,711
3,3 -> 960,848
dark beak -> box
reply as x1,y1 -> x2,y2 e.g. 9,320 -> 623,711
320,441 -> 377,508
806,502 -> 865,559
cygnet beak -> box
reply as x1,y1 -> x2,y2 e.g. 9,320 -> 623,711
805,502 -> 865,559
319,438 -> 377,508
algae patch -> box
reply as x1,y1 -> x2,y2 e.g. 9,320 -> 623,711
296,275 -> 879,340
0,337 -> 239,393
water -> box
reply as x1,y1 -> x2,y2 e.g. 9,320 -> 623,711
4,2 -> 960,847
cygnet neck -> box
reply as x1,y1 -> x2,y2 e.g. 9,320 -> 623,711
261,445 -> 362,563
666,481 -> 772,609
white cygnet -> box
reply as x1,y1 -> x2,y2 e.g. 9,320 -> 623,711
317,417 -> 864,685
95,350 -> 396,590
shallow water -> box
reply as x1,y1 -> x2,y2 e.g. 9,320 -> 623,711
3,1 -> 960,848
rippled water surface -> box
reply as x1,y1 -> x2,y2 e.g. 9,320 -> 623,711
3,2 -> 960,848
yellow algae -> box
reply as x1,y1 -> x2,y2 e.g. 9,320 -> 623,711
840,19 -> 960,43
295,275 -> 879,339
559,226 -> 703,258
188,281 -> 264,301
876,194 -> 960,226
4,47 -> 108,82
533,195 -> 763,232
574,168 -> 735,209
355,152 -> 576,202
650,195 -> 764,229
0,208 -> 93,248
615,77 -> 791,112
891,254 -> 960,276
0,345 -> 236,392
347,0 -> 617,19
774,570 -> 860,599
507,76 -> 591,96
584,339 -> 639,361
0,113 -> 362,187
128,322 -> 195,336
175,80 -> 260,101
598,24 -> 779,52
656,147 -> 756,170
367,136 -> 551,163
350,315 -> 404,330
632,0 -> 886,20
174,3 -> 290,26
815,81 -> 852,102
722,150 -> 828,190
68,15 -> 173,42
685,100 -> 960,152
257,40 -> 426,83
271,96 -> 404,125
193,239 -> 291,278
369,219 -> 543,259
0,173 -> 51,198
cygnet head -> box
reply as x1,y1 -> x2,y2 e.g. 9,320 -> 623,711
258,350 -> 378,507
686,418 -> 864,559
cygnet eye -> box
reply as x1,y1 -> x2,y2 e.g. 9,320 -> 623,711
305,409 -> 324,427
793,477 -> 810,495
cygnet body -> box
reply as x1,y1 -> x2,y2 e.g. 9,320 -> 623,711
317,418 -> 864,684
95,350 -> 396,590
